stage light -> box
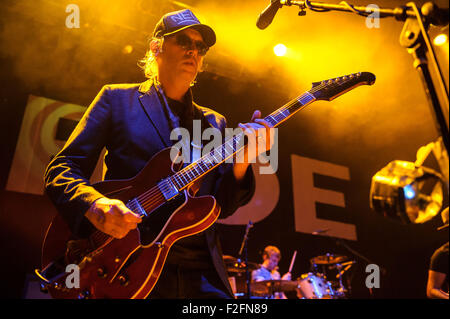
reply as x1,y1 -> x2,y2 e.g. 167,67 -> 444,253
403,184 -> 416,200
370,160 -> 444,224
122,45 -> 133,54
273,44 -> 287,57
433,34 -> 448,46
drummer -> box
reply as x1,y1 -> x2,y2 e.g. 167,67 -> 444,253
252,245 -> 291,299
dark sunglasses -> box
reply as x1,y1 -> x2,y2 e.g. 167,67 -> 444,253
174,33 -> 209,56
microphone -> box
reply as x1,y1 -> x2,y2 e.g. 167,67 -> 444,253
421,2 -> 449,27
256,0 -> 283,30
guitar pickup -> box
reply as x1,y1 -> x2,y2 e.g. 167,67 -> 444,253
157,179 -> 179,201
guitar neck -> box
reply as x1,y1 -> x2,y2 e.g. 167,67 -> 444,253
264,91 -> 316,127
169,90 -> 317,191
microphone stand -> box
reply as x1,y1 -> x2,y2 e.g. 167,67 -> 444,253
279,0 -> 449,157
335,239 -> 386,273
238,220 -> 253,299
335,239 -> 387,298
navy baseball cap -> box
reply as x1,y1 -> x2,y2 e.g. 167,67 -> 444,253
153,9 -> 216,47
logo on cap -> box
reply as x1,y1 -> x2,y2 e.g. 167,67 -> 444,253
170,10 -> 199,25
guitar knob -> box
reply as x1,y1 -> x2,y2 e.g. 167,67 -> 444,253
97,267 -> 107,278
118,274 -> 129,286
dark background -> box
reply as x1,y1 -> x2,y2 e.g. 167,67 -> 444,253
0,0 -> 448,299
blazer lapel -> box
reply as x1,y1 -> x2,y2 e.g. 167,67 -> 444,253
138,81 -> 173,148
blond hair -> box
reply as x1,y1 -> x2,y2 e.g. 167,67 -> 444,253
138,37 -> 163,80
263,246 -> 281,259
138,34 -> 201,86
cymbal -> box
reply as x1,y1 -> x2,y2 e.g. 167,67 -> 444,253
250,280 -> 300,294
310,254 -> 348,265
223,255 -> 258,273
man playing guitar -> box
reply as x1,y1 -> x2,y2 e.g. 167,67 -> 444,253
44,9 -> 274,299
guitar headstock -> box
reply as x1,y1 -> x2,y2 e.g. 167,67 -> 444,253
310,72 -> 376,101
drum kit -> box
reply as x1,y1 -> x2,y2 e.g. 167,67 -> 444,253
224,252 -> 356,299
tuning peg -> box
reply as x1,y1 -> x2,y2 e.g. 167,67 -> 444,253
118,274 -> 129,286
97,267 -> 107,278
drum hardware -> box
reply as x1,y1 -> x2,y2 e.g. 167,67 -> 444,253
250,279 -> 301,299
236,220 -> 253,298
332,261 -> 356,298
223,255 -> 259,298
310,253 -> 348,266
223,255 -> 258,273
309,253 -> 356,299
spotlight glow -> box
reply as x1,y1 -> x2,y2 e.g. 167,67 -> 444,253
273,44 -> 287,57
403,184 -> 416,200
433,34 -> 448,46
123,45 -> 133,54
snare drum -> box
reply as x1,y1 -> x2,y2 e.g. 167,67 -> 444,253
297,273 -> 334,299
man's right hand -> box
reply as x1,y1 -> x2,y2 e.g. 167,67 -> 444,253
85,197 -> 142,239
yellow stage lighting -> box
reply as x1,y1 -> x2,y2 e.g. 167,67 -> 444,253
370,160 -> 444,224
433,34 -> 448,46
122,45 -> 133,54
273,44 -> 287,57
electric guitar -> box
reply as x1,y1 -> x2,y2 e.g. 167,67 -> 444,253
36,72 -> 376,299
